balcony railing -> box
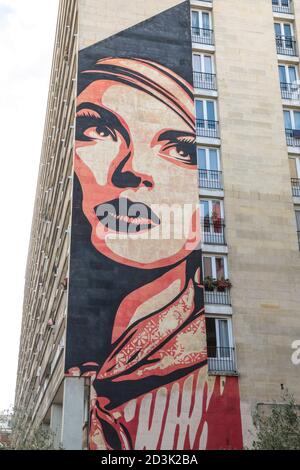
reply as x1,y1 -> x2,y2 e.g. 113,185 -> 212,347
191,27 -> 214,46
193,71 -> 217,90
291,178 -> 300,196
207,347 -> 237,374
280,81 -> 300,100
201,218 -> 226,245
285,128 -> 300,146
198,169 -> 223,190
272,0 -> 293,14
276,35 -> 297,56
204,289 -> 231,305
196,119 -> 219,139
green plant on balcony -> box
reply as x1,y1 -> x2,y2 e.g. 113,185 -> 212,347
204,276 -> 217,291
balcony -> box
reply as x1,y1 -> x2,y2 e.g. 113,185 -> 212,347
285,128 -> 300,146
196,119 -> 219,139
276,35 -> 297,56
272,0 -> 293,15
199,169 -> 223,190
191,27 -> 214,46
201,217 -> 226,245
280,81 -> 300,100
291,178 -> 300,196
207,347 -> 237,375
193,71 -> 217,91
204,289 -> 231,305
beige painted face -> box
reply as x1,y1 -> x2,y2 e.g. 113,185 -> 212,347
75,81 -> 200,269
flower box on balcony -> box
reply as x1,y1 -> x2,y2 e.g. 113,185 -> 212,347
216,278 -> 232,292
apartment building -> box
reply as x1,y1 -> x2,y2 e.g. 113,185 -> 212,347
15,0 -> 300,450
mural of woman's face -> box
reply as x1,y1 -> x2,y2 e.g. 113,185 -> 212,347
75,70 -> 199,268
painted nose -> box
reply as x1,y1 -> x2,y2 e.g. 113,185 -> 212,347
111,153 -> 154,189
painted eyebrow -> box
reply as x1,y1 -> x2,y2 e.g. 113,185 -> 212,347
157,130 -> 196,143
76,102 -> 130,146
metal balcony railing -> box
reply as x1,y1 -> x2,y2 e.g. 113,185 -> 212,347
193,71 -> 217,90
280,82 -> 300,100
201,218 -> 226,245
204,289 -> 231,305
207,347 -> 237,374
285,128 -> 300,146
196,119 -> 219,139
198,169 -> 223,190
291,178 -> 300,196
191,27 -> 214,46
272,0 -> 293,14
276,35 -> 297,56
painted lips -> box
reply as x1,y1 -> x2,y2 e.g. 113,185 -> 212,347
95,198 -> 161,233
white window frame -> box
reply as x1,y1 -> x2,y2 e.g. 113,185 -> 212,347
274,21 -> 294,38
206,316 -> 235,366
193,53 -> 215,74
296,159 -> 300,177
195,99 -> 218,121
284,109 -> 300,129
273,0 -> 291,8
197,147 -> 220,171
278,64 -> 298,84
191,10 -> 212,30
200,199 -> 224,219
295,210 -> 300,231
203,255 -> 229,279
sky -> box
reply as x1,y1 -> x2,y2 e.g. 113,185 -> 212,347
0,0 -> 59,411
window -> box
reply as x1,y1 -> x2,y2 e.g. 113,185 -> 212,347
274,22 -> 293,40
203,255 -> 228,280
295,211 -> 300,249
279,65 -> 299,99
191,10 -> 211,31
279,65 -> 298,84
195,100 -> 218,138
206,317 -> 237,374
206,317 -> 233,357
193,54 -> 216,90
273,0 -> 290,6
200,199 -> 223,223
200,200 -> 224,244
284,110 -> 300,145
196,99 -> 217,124
272,0 -> 292,13
193,53 -> 214,74
191,10 -> 213,45
284,109 -> 300,130
296,211 -> 300,231
197,147 -> 220,171
290,159 -> 300,196
275,22 -> 295,55
197,148 -> 222,189
289,158 -> 300,179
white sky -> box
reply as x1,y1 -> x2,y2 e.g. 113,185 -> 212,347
0,0 -> 59,411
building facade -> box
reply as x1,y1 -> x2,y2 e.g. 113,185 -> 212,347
15,0 -> 300,450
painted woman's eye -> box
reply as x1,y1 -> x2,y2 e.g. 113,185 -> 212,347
159,141 -> 196,166
155,131 -> 197,167
84,126 -> 116,141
